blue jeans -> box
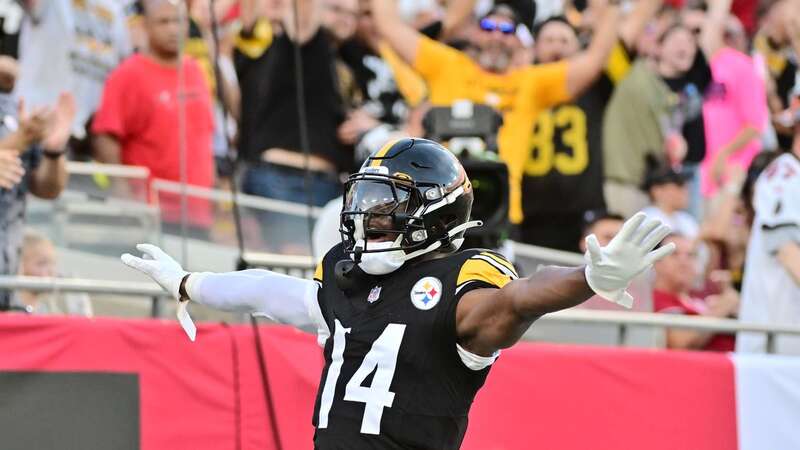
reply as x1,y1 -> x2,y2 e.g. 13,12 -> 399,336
242,162 -> 341,253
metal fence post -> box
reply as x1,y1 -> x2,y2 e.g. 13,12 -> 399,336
151,296 -> 162,318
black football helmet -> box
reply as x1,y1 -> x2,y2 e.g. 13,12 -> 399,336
340,138 -> 481,262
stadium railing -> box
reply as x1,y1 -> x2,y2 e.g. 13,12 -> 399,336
25,162 -> 792,352
3,275 -> 800,354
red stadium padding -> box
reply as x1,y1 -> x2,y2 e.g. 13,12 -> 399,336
0,315 -> 742,449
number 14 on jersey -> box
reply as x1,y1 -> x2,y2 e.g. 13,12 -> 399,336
318,320 -> 407,435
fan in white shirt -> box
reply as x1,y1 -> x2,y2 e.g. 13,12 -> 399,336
737,149 -> 800,355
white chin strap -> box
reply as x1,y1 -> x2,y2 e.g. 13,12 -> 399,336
399,220 -> 483,262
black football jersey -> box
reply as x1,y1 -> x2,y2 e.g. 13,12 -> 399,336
521,40 -> 634,216
311,244 -> 518,449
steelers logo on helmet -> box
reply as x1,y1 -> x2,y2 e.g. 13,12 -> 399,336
410,276 -> 443,310
339,138 -> 483,276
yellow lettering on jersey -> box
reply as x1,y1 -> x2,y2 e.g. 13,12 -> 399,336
457,258 -> 514,289
524,105 -> 589,177
554,106 -> 588,175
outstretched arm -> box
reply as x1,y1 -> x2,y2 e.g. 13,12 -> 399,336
456,213 -> 675,356
121,245 -> 327,334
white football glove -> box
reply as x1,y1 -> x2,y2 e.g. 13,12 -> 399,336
121,244 -> 188,301
584,212 -> 676,308
121,244 -> 197,341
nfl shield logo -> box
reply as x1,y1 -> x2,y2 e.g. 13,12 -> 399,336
367,286 -> 382,304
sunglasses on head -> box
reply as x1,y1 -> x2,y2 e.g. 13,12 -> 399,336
479,18 -> 516,35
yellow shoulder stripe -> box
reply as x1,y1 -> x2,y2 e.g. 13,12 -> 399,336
457,258 -> 515,289
313,262 -> 323,283
480,252 -> 518,277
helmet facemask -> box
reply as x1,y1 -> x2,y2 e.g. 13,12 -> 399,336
340,172 -> 427,273
340,167 -> 481,274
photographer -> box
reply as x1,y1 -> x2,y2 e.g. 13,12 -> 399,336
371,0 -> 620,227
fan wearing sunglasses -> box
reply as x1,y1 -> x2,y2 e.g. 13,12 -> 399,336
370,0 -> 622,225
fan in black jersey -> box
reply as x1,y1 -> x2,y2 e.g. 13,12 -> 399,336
520,0 -> 662,253
123,138 -> 676,449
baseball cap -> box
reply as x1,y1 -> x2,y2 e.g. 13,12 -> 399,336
643,165 -> 691,191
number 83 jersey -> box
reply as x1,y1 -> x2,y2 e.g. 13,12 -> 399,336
311,243 -> 518,449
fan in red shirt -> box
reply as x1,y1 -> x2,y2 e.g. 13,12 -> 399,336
652,234 -> 739,352
92,0 -> 215,230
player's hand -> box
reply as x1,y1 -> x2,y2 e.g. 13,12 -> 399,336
584,212 -> 676,308
121,244 -> 188,301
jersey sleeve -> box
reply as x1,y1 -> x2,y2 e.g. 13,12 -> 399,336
234,19 -> 273,60
412,35 -> 464,84
526,61 -> 570,109
756,157 -> 800,254
91,65 -> 130,139
604,40 -> 634,85
314,260 -> 324,284
455,251 -> 518,299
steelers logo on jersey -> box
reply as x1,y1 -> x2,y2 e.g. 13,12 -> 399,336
410,277 -> 443,310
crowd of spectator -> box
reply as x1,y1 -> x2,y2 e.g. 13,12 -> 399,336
0,0 -> 798,353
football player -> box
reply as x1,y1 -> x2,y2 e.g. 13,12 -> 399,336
123,138 -> 675,449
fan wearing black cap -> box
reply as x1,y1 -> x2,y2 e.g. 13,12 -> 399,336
519,0 -> 662,253
641,165 -> 700,240
370,0 -> 621,227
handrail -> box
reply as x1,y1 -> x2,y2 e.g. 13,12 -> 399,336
66,161 -> 150,179
151,179 -> 323,217
2,275 -> 799,337
0,276 -> 166,297
241,251 -> 316,270
512,241 -> 584,266
538,308 -> 800,336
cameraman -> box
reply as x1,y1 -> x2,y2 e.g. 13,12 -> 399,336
371,0 -> 621,225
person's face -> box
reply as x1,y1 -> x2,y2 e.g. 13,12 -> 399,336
21,242 -> 56,278
654,235 -> 697,293
534,21 -> 580,63
659,26 -> 697,75
472,14 -> 517,73
581,218 -> 623,251
145,0 -> 187,58
652,181 -> 689,210
323,0 -> 359,42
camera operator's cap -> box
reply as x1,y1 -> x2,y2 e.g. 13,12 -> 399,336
643,165 -> 691,191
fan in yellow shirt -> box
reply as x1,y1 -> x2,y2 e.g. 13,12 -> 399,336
371,0 -> 621,223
